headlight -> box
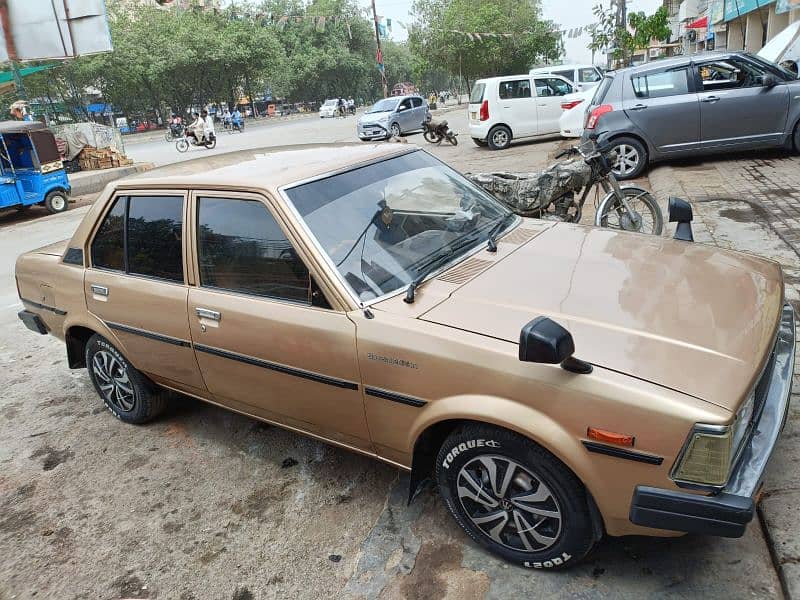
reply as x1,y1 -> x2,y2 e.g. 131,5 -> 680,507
672,393 -> 756,488
672,425 -> 732,487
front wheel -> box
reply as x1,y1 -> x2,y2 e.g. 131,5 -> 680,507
423,130 -> 442,144
596,186 -> 664,235
390,123 -> 401,138
85,334 -> 168,424
44,190 -> 69,214
164,130 -> 173,142
447,132 -> 458,146
205,136 -> 217,149
176,138 -> 189,153
436,424 -> 595,570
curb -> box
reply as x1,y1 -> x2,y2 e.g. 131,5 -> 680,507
68,162 -> 155,196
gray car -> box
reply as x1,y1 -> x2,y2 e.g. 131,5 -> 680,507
357,95 -> 431,141
582,51 -> 800,179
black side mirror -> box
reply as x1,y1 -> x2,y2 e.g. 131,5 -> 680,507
761,73 -> 777,88
668,197 -> 694,242
519,316 -> 593,374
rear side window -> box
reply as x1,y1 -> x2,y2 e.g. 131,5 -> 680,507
499,79 -> 532,99
553,69 -> 575,83
197,197 -> 310,303
127,196 -> 184,282
90,195 -> 184,283
91,197 -> 125,271
592,75 -> 615,105
579,68 -> 602,83
631,69 -> 689,99
470,83 -> 486,103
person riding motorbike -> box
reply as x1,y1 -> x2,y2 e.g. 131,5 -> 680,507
202,109 -> 215,144
231,107 -> 243,130
186,112 -> 203,144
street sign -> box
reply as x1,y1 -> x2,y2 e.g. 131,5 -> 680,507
0,0 -> 113,62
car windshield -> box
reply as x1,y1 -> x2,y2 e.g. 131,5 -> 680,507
285,151 -> 513,302
322,100 -> 337,107
367,98 -> 400,113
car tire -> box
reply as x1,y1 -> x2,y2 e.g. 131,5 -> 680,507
472,138 -> 488,147
44,190 -> 69,214
390,123 -> 401,138
609,137 -> 647,180
793,121 -> 800,153
436,424 -> 595,570
85,334 -> 168,424
487,126 -> 512,150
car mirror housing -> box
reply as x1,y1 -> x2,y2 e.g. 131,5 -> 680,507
519,316 -> 593,374
761,73 -> 777,88
668,197 -> 694,242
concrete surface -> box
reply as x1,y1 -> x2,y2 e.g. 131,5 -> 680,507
0,109 -> 797,599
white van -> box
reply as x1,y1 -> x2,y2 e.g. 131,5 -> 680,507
530,63 -> 603,92
468,73 -> 575,150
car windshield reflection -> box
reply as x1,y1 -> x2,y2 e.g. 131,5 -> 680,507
285,151 -> 513,302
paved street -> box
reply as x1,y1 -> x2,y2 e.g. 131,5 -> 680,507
0,110 -> 798,599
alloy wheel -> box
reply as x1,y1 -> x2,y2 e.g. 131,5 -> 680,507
492,129 -> 509,147
92,351 -> 135,412
456,455 -> 562,553
391,123 -> 401,137
612,144 -> 640,177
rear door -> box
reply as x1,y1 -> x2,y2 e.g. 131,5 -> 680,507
85,191 -> 206,393
497,78 -> 537,137
622,66 -> 700,154
533,76 -> 573,134
694,56 -> 789,149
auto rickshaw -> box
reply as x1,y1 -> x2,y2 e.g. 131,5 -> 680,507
0,121 -> 71,214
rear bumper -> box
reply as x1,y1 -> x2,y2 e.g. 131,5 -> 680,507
630,303 -> 795,537
18,310 -> 48,335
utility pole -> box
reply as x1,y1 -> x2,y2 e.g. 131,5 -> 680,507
371,0 -> 388,98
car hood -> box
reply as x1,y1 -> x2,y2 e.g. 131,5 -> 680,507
418,223 -> 784,411
359,111 -> 392,124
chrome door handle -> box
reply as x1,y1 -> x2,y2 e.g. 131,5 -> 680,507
90,284 -> 108,297
196,307 -> 221,321
630,104 -> 648,111
700,96 -> 720,103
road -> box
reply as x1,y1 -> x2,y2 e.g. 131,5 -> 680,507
0,109 -> 795,599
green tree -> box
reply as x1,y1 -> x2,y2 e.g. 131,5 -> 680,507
409,0 -> 561,91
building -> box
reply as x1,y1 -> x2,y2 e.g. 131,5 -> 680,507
666,0 -> 800,55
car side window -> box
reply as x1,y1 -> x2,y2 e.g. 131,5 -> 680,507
553,69 -> 574,83
91,196 -> 125,271
498,79 -> 532,100
127,196 -> 184,282
411,97 -> 423,108
579,68 -> 602,83
631,69 -> 690,99
698,59 -> 766,91
90,195 -> 184,283
197,196 -> 311,304
534,77 -> 572,97
399,98 -> 412,110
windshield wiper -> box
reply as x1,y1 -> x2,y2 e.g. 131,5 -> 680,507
486,212 -> 516,252
403,232 -> 483,304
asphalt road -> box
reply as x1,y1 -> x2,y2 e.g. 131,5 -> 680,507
0,110 -> 788,599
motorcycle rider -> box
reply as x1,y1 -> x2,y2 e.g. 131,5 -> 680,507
347,96 -> 355,115
186,112 -> 204,144
231,106 -> 243,130
202,109 -> 215,143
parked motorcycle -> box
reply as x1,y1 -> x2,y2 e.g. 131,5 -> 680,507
423,119 -> 458,146
175,131 -> 216,152
164,123 -> 184,142
466,134 -> 663,235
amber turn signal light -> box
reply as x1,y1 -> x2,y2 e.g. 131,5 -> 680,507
587,427 -> 635,447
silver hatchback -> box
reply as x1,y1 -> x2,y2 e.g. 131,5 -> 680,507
582,51 -> 800,179
357,95 -> 431,141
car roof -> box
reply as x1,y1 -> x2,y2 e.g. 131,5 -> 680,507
115,144 -> 417,194
610,51 -> 746,75
475,73 -> 573,84
530,63 -> 596,71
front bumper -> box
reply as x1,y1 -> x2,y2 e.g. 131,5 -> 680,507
630,303 -> 796,537
358,122 -> 389,140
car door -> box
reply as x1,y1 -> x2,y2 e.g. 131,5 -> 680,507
533,76 -> 573,134
695,56 -> 789,149
411,97 -> 425,128
622,66 -> 700,154
85,191 -> 207,392
186,191 -> 371,450
396,97 -> 414,132
496,78 -> 537,137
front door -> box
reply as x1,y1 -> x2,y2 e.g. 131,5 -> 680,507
186,192 -> 370,450
695,57 -> 789,149
622,66 -> 700,154
396,97 -> 415,132
85,192 -> 206,392
497,78 -> 537,137
533,76 -> 573,134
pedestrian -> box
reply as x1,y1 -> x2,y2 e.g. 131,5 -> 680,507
10,100 -> 32,121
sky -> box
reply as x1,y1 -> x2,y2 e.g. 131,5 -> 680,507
367,0 -> 663,64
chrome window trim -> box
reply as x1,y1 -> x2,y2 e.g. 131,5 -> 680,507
277,148 -> 520,309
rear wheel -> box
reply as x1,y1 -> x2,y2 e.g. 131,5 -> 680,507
487,125 -> 512,150
447,132 -> 458,146
424,130 -> 442,144
205,136 -> 217,149
44,190 -> 69,214
608,136 -> 647,180
85,334 -> 168,424
436,424 -> 595,569
164,130 -> 173,142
